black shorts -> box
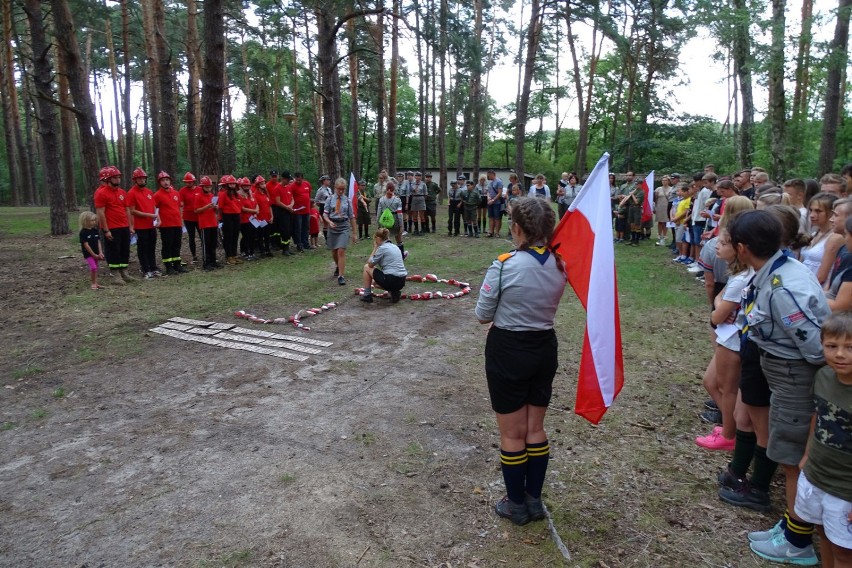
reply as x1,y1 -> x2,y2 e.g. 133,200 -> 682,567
485,327 -> 558,414
739,339 -> 771,407
400,196 -> 408,212
373,268 -> 406,292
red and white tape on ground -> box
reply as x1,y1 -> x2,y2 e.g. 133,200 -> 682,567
354,273 -> 471,301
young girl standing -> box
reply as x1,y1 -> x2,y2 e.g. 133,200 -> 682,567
79,211 -> 105,290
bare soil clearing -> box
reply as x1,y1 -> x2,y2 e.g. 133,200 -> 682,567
1,227 -> 793,567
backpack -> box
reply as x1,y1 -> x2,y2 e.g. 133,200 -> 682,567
379,207 -> 395,228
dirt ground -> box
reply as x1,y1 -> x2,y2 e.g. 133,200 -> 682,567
0,225 -> 796,567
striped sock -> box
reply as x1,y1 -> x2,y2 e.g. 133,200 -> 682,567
500,448 -> 528,504
784,510 -> 814,548
524,440 -> 550,499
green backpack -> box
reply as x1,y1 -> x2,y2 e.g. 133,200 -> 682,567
379,208 -> 395,228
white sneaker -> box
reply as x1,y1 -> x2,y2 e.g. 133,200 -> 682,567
686,262 -> 698,269
402,231 -> 409,236
687,265 -> 703,273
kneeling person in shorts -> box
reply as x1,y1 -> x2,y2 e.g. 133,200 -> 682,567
361,227 -> 408,304
794,312 -> 852,568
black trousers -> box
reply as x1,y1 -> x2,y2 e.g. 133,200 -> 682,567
275,208 -> 293,246
221,213 -> 240,257
201,226 -> 218,267
448,202 -> 461,234
256,224 -> 271,254
184,220 -> 199,258
135,228 -> 157,272
104,226 -> 131,269
240,223 -> 256,256
159,226 -> 182,265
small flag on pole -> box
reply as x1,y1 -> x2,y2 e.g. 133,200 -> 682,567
551,153 -> 624,424
349,173 -> 358,216
641,171 -> 654,223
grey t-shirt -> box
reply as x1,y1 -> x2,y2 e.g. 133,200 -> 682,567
370,241 -> 407,277
475,248 -> 567,331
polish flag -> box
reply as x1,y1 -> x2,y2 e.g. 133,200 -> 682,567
349,172 -> 358,216
551,153 -> 624,424
641,171 -> 654,223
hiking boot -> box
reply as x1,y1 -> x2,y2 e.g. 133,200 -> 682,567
525,494 -> 546,522
719,483 -> 771,513
749,519 -> 784,543
175,264 -> 189,274
234,256 -> 244,264
226,257 -> 237,266
700,409 -> 723,424
338,276 -> 346,286
717,466 -> 746,491
119,269 -> 136,283
390,290 -> 401,303
110,272 -> 126,285
494,496 -> 530,526
360,294 -> 373,303
749,532 -> 817,566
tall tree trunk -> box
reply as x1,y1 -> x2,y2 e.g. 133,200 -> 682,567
121,0 -> 134,182
315,8 -> 344,179
767,0 -> 786,180
3,1 -> 34,205
0,0 -> 21,205
732,0 -> 755,167
414,0 -> 427,171
514,0 -> 541,184
818,0 -> 852,175
371,7 -> 386,171
140,0 -> 161,172
24,0 -> 67,232
291,21 -> 302,171
438,0 -> 447,197
50,0 -> 108,199
56,50 -> 77,208
388,0 -> 399,174
153,0 -> 177,175
104,15 -> 125,187
470,0 -> 483,179
199,0 -> 225,175
185,0 -> 200,173
347,15 -> 360,177
788,0 -> 812,170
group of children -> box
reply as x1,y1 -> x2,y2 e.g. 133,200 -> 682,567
653,164 -> 852,566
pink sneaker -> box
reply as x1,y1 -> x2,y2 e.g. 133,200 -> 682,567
695,430 -> 735,451
712,425 -> 723,434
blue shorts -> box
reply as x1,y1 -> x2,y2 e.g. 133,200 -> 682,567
487,202 -> 503,220
690,222 -> 706,246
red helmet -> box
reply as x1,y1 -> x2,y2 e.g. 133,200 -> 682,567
182,172 -> 196,183
100,165 -> 121,181
218,174 -> 237,185
254,175 -> 266,184
238,177 -> 251,186
199,176 -> 212,187
131,167 -> 147,180
157,171 -> 172,182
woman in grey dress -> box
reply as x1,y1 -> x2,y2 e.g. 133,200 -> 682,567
323,178 -> 357,285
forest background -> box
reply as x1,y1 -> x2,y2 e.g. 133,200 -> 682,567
1,0 -> 850,235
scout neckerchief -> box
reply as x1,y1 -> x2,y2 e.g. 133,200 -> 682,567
740,253 -> 788,344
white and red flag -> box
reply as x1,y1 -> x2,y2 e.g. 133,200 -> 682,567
348,172 -> 358,216
551,153 -> 624,424
640,170 -> 654,223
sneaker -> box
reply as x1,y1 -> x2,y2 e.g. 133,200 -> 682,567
672,255 -> 686,263
704,399 -> 718,410
402,231 -> 409,236
687,265 -> 703,273
143,272 -> 155,279
719,483 -> 771,513
390,290 -> 401,303
717,466 -> 746,491
695,276 -> 705,284
749,532 -> 817,566
749,519 -> 784,543
338,276 -> 346,286
360,294 -> 373,303
153,269 -> 164,277
525,494 -> 546,522
700,409 -> 723,424
494,496 -> 530,526
695,430 -> 735,451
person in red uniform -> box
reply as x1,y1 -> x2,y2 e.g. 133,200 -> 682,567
93,165 -> 135,283
266,170 -> 281,249
253,175 -> 273,257
217,174 -> 243,265
179,172 -> 202,263
153,171 -> 185,275
126,167 -> 161,278
238,177 -> 259,260
194,176 -> 220,270
289,171 -> 313,251
277,171 -> 296,256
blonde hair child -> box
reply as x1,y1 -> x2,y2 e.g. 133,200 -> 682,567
79,211 -> 105,290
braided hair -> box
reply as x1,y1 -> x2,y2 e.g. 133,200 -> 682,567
510,197 -> 564,272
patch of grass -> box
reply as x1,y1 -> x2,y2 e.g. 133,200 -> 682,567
278,473 -> 296,484
197,549 -> 253,568
31,408 -> 47,420
52,387 -> 65,398
0,207 -> 76,236
405,441 -> 425,457
358,431 -> 376,446
1,421 -> 15,431
13,366 -> 43,380
425,338 -> 439,346
76,347 -> 97,361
